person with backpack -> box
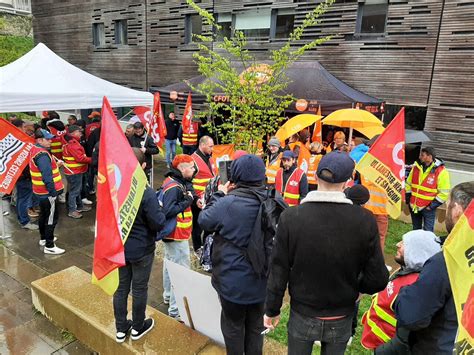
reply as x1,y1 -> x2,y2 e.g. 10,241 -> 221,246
160,154 -> 196,321
198,154 -> 277,355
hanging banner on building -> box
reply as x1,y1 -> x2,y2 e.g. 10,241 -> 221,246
444,200 -> 474,353
356,108 -> 405,219
0,119 -> 34,194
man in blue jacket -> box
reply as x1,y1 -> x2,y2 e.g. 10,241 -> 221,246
113,148 -> 166,343
394,181 -> 474,354
199,154 -> 268,355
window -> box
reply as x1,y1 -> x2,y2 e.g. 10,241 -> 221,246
217,13 -> 232,40
273,9 -> 295,39
92,23 -> 105,47
235,9 -> 271,39
185,14 -> 202,44
356,0 -> 388,34
115,20 -> 128,45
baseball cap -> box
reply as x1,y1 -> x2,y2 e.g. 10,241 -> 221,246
133,121 -> 144,129
88,111 -> 101,119
317,151 -> 355,183
34,128 -> 54,140
268,137 -> 281,148
68,125 -> 82,133
282,150 -> 296,160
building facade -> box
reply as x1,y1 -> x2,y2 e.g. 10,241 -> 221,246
32,0 -> 474,172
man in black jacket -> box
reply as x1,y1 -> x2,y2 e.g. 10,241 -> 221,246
113,148 -> 165,343
164,112 -> 180,168
264,151 -> 389,355
128,122 -> 160,183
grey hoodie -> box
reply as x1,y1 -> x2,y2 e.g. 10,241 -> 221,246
403,230 -> 441,271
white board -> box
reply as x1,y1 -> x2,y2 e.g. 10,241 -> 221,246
165,260 -> 225,345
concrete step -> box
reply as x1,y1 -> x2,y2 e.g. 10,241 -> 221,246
31,266 -> 224,355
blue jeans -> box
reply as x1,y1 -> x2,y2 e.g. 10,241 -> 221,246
287,309 -> 352,355
15,178 -> 33,225
165,139 -> 177,166
410,207 -> 436,232
162,241 -> 190,317
113,252 -> 154,332
66,173 -> 83,213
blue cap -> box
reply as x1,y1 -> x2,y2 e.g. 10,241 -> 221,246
317,151 -> 355,183
34,128 -> 54,140
282,150 -> 296,160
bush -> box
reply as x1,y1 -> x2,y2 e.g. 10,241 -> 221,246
0,34 -> 34,66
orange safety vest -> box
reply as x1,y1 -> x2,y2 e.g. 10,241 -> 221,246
29,145 -> 64,195
265,153 -> 282,185
162,177 -> 193,241
62,140 -> 89,175
182,122 -> 199,146
192,152 -> 217,198
50,136 -> 64,160
289,142 -> 311,173
409,163 -> 447,210
361,174 -> 388,215
361,272 -> 419,349
306,154 -> 323,185
275,167 -> 305,206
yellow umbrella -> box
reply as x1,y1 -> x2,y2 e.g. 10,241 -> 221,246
275,114 -> 322,143
322,108 -> 383,144
355,125 -> 385,139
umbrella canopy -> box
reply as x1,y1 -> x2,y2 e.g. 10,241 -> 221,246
355,125 -> 385,139
275,114 -> 322,143
322,109 -> 383,129
406,129 -> 432,144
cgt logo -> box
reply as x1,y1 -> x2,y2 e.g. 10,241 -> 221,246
289,181 -> 299,187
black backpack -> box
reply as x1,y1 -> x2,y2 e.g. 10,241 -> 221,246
229,188 -> 288,278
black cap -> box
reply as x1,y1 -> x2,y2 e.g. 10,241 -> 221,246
317,151 -> 355,183
133,121 -> 144,129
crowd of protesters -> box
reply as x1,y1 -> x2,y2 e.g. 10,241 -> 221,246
4,110 -> 472,355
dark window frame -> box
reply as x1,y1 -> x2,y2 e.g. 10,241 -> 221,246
185,14 -> 203,44
92,22 -> 105,47
270,9 -> 295,39
114,19 -> 128,45
355,1 -> 388,36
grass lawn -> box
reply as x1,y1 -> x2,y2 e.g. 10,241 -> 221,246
267,219 -> 413,354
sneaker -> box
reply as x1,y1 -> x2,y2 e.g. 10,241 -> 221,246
81,198 -> 93,205
314,341 -> 321,346
89,189 -> 96,195
21,222 -> 39,230
58,194 -> 66,203
386,264 -> 393,272
68,211 -> 83,219
170,314 -> 183,323
77,206 -> 92,212
39,237 -> 57,246
347,336 -> 353,346
33,206 -> 40,213
44,245 -> 65,255
131,318 -> 154,341
27,209 -> 39,218
163,298 -> 169,305
116,320 -> 133,343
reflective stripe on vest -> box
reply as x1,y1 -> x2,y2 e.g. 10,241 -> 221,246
361,175 -> 388,215
29,146 -> 64,195
182,122 -> 199,146
192,152 -> 216,198
275,168 -> 304,206
63,142 -> 88,175
409,162 -> 445,210
266,153 -> 282,184
162,177 -> 193,241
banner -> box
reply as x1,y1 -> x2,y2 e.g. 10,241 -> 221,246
152,92 -> 167,147
182,92 -> 193,133
311,105 -> 322,144
212,144 -> 235,165
0,119 -> 34,194
444,200 -> 474,353
92,97 -> 148,295
355,108 -> 405,219
133,105 -> 161,147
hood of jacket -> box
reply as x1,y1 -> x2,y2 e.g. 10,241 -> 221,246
165,167 -> 191,185
403,230 -> 441,271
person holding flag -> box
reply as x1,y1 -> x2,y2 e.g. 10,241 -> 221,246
178,93 -> 199,155
29,128 -> 66,254
394,181 -> 474,353
128,121 -> 159,183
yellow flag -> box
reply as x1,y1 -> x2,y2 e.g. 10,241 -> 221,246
443,200 -> 474,352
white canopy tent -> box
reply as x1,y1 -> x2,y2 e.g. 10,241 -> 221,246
0,43 -> 153,112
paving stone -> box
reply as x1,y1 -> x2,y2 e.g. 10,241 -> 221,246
0,252 -> 49,287
25,314 -> 75,351
0,293 -> 35,332
52,340 -> 96,355
0,270 -> 26,295
0,322 -> 56,355
37,250 -> 93,274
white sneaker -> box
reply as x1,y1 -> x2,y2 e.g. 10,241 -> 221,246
81,198 -> 93,205
21,222 -> 39,230
44,245 -> 65,255
39,237 -> 57,246
58,194 -> 66,203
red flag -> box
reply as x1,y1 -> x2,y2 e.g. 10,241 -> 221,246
152,92 -> 167,147
355,108 -> 405,218
311,105 -> 323,144
0,119 -> 35,194
92,97 -> 148,295
133,106 -> 151,128
182,93 -> 193,133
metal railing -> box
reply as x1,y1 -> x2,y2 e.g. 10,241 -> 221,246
0,0 -> 31,15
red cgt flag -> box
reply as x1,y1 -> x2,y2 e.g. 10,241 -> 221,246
356,108 -> 405,218
92,97 -> 148,295
152,92 -> 167,148
0,119 -> 35,194
182,92 -> 193,133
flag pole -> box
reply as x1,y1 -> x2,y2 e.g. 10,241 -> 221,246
0,195 -> 12,240
52,155 -> 75,175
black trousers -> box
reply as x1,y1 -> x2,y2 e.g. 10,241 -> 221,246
38,196 -> 59,248
220,297 -> 265,355
191,203 -> 203,251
